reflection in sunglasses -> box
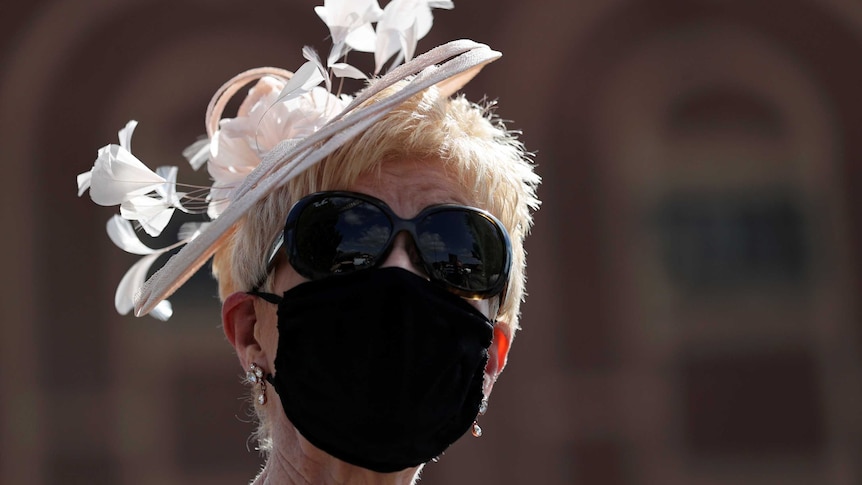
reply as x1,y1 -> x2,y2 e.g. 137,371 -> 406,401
418,231 -> 447,252
285,192 -> 511,299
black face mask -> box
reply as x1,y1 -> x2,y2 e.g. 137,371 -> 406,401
258,267 -> 493,473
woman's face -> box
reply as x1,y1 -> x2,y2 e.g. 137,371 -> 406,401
253,157 -> 496,373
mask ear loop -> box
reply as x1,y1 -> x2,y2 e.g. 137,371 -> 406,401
247,290 -> 282,305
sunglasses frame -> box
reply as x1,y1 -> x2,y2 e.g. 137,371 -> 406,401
261,191 -> 512,301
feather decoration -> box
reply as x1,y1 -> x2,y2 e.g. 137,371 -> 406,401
76,2 -> 504,320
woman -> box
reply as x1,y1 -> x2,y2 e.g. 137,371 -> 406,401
78,2 -> 539,483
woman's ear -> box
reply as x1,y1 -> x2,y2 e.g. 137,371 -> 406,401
483,322 -> 512,396
222,291 -> 261,370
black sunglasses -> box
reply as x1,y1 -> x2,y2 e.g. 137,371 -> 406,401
259,191 -> 512,300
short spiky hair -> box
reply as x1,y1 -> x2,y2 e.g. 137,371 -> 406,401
212,80 -> 540,334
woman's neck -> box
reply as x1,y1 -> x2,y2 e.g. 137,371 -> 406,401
252,424 -> 421,485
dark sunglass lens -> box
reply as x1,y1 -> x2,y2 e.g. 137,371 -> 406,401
294,197 -> 392,277
416,210 -> 507,294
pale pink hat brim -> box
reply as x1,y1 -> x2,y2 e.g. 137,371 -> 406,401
134,39 -> 501,317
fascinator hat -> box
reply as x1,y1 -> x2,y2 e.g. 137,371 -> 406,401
77,0 -> 501,320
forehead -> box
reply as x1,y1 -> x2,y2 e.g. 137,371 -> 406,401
341,158 -> 473,217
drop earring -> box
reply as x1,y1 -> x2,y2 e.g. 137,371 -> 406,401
472,398 -> 489,437
247,363 -> 267,405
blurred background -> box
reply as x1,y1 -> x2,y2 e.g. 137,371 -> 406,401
2,0 -> 861,483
